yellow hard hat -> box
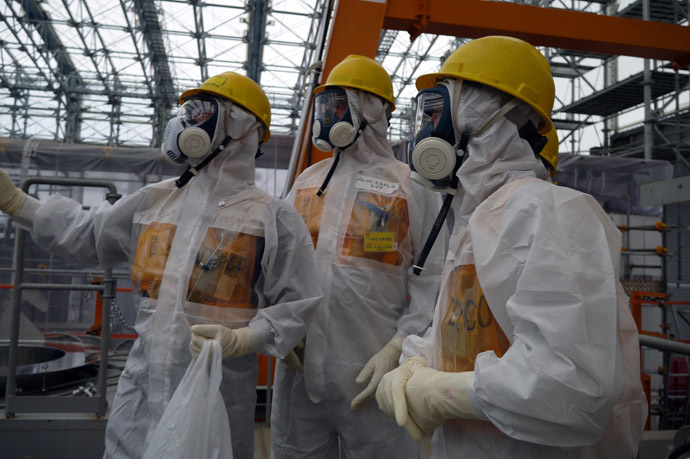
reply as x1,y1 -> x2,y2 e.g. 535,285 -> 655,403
314,55 -> 396,112
416,36 -> 554,133
180,72 -> 271,142
540,127 -> 559,176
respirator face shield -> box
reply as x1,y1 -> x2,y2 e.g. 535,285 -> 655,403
312,88 -> 356,151
408,85 -> 459,193
179,97 -> 218,129
163,95 -> 222,164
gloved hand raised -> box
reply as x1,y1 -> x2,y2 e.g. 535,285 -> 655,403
190,324 -> 254,359
0,168 -> 27,217
376,355 -> 480,441
350,335 -> 403,411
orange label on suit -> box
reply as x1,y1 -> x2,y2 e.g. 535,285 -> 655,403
293,188 -> 326,248
342,191 -> 409,266
131,222 -> 177,299
440,265 -> 510,372
186,228 -> 265,309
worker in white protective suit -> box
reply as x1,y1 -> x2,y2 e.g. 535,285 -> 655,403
375,36 -> 647,458
0,72 -> 323,459
270,55 -> 446,458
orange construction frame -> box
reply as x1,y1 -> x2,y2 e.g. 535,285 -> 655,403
291,0 -> 690,180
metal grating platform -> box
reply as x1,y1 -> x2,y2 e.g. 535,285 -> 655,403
558,70 -> 689,117
621,279 -> 666,296
550,61 -> 596,79
556,49 -> 612,61
618,0 -> 689,24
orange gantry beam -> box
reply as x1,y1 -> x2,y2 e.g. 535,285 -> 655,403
294,0 -> 389,172
384,0 -> 690,67
292,0 -> 690,177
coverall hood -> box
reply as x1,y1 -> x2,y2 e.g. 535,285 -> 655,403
447,80 -> 549,228
340,88 -> 394,166
192,103 -> 262,199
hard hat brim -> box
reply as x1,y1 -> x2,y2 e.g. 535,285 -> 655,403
416,72 -> 554,134
313,84 -> 396,112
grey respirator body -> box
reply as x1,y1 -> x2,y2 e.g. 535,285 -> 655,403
408,84 -> 468,195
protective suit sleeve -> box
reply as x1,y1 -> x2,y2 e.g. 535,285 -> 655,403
32,188 -> 156,268
468,183 -> 627,447
400,325 -> 436,362
247,203 -> 323,359
12,195 -> 41,231
396,185 -> 446,338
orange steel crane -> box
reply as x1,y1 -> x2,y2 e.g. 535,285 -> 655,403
289,0 -> 690,184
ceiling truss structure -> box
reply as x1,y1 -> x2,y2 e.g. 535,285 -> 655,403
0,0 -> 328,147
0,0 -> 689,169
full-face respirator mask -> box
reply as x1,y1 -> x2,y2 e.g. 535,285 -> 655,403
311,88 -> 372,196
164,95 -> 226,165
162,95 -> 266,188
312,88 -> 359,152
408,84 -> 465,195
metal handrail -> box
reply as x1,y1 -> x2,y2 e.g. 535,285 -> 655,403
4,177 -> 120,417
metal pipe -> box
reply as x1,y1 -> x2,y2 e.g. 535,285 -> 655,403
642,0 -> 653,160
4,177 -> 120,417
621,251 -> 666,256
16,283 -> 106,292
670,304 -> 690,425
281,0 -> 333,198
97,271 -> 115,417
22,177 -> 118,195
282,79 -> 317,198
265,356 -> 273,427
0,267 -> 131,277
4,226 -> 27,417
640,335 -> 690,357
617,225 -> 674,231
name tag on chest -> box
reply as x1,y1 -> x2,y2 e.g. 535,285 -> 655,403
354,175 -> 399,195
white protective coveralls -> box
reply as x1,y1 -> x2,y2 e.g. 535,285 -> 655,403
270,90 -> 446,458
28,105 -> 323,459
398,82 -> 647,457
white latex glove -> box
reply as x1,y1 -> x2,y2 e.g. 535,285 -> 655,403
0,168 -> 26,216
281,340 -> 304,373
350,335 -> 403,411
405,366 -> 479,435
376,356 -> 428,440
190,324 -> 254,359
377,354 -> 480,441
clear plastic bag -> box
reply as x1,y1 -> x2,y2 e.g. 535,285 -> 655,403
143,340 -> 233,459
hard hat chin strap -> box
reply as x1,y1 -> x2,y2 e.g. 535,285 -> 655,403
518,120 -> 548,155
467,97 -> 522,138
